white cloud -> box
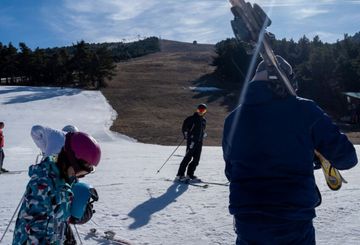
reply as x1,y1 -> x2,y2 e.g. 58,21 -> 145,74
250,0 -> 342,7
0,7 -> 18,29
43,0 -> 230,44
39,0 -> 359,46
63,0 -> 162,21
294,7 -> 329,19
0,15 -> 16,28
63,1 -> 96,13
306,31 -> 341,43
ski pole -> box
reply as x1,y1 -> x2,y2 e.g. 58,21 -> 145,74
73,225 -> 83,245
156,138 -> 185,174
0,152 -> 43,243
90,219 -> 99,226
35,152 -> 43,164
0,194 -> 25,243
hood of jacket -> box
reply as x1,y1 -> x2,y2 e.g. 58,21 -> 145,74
31,125 -> 65,157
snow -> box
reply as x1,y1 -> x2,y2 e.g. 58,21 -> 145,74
189,86 -> 222,92
0,85 -> 360,244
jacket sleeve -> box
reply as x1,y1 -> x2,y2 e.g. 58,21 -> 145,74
182,117 -> 192,136
222,116 -> 232,181
310,103 -> 357,170
19,177 -> 55,243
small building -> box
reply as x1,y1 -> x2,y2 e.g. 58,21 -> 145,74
343,92 -> 360,104
343,92 -> 360,124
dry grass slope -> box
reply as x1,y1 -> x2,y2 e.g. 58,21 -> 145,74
101,40 -> 233,146
101,39 -> 360,146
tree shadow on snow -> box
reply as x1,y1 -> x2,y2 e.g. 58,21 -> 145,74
127,182 -> 188,229
0,86 -> 81,104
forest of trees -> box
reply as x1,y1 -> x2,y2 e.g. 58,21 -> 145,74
2,32 -> 360,116
0,37 -> 160,89
213,32 -> 360,116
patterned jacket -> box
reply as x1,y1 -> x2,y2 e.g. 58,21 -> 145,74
12,157 -> 73,245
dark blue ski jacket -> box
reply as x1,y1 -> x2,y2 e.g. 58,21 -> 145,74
223,80 -> 357,221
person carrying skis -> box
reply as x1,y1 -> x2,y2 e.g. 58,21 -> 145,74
176,104 -> 207,181
12,131 -> 101,245
222,56 -> 358,244
0,121 -> 8,173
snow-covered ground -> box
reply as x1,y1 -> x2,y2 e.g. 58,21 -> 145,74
188,86 -> 222,92
0,86 -> 359,245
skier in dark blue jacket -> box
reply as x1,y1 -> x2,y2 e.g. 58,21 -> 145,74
222,56 -> 357,245
176,104 -> 207,181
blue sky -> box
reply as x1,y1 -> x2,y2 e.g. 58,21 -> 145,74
0,0 -> 359,49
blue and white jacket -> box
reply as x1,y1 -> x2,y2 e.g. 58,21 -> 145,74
12,157 -> 73,245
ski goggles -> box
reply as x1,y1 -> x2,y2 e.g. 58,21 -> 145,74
64,137 -> 95,177
78,160 -> 95,174
197,108 -> 207,115
70,160 -> 96,178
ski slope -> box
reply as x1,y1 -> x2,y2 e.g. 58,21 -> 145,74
0,86 -> 359,244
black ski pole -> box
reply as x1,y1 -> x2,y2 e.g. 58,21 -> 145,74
0,193 -> 25,243
0,153 -> 44,243
73,225 -> 83,245
156,138 -> 185,174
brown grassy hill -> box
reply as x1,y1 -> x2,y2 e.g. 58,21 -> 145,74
101,39 -> 360,145
101,39 -> 238,146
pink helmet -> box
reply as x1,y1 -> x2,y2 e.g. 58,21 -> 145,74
64,132 -> 101,171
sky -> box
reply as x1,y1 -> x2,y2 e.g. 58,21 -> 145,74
0,0 -> 359,49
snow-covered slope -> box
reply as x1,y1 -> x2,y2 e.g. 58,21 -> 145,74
0,86 -> 359,244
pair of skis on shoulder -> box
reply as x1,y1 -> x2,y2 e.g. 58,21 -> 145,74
229,0 -> 346,191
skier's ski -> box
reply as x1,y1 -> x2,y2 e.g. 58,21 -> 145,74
199,181 -> 229,187
165,178 -> 209,188
230,0 -> 296,95
87,228 -> 134,245
0,170 -> 26,175
315,151 -> 347,190
185,179 -> 209,188
183,178 -> 229,187
229,0 -> 346,191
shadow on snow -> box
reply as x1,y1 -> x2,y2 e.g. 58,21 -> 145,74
0,86 -> 81,104
127,182 -> 188,229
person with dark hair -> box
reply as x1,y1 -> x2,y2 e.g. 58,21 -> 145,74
223,56 -> 357,244
12,132 -> 101,244
0,121 -> 8,173
176,104 -> 207,181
